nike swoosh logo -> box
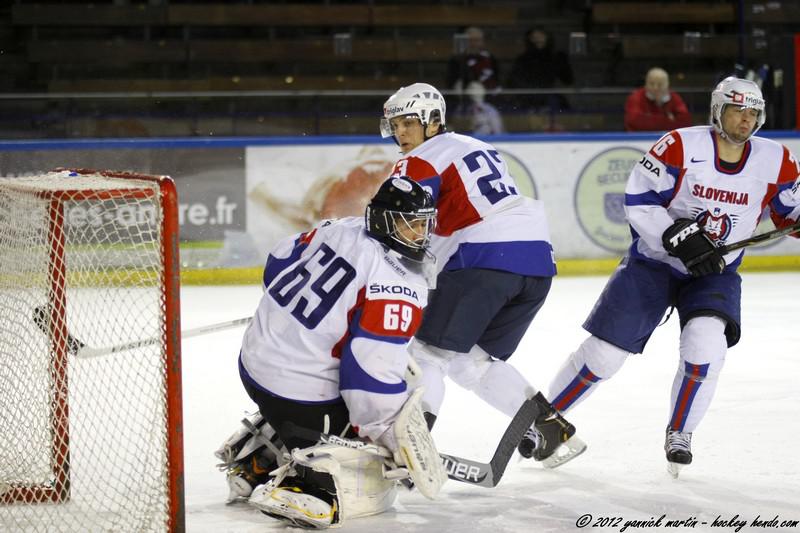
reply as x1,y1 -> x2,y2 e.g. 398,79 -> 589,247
690,157 -> 706,163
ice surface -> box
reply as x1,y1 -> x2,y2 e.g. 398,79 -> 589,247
181,273 -> 800,532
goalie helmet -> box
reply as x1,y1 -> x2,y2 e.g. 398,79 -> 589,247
380,83 -> 446,138
709,76 -> 766,143
365,177 -> 436,262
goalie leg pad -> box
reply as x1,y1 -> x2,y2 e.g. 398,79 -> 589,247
393,387 -> 448,499
215,412 -> 286,502
216,412 -> 286,466
250,441 -> 398,527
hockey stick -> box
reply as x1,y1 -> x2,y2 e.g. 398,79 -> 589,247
718,220 -> 800,254
33,306 -> 250,359
439,395 -> 540,487
283,394 -> 540,489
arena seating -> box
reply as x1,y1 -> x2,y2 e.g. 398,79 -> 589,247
1,1 -> 795,135
592,2 -> 735,25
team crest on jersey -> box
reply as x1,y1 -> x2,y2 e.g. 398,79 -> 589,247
696,209 -> 732,242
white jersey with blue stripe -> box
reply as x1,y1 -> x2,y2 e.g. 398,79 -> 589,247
388,132 -> 556,277
625,125 -> 800,274
239,217 -> 428,443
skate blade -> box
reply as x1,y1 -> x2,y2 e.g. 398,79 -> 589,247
667,461 -> 684,479
541,436 -> 587,469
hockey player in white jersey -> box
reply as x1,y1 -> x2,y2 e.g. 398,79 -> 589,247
545,76 -> 800,477
218,177 -> 447,528
380,82 -> 586,469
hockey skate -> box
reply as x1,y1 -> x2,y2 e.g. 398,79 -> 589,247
250,482 -> 339,530
517,392 -> 587,469
665,427 -> 692,479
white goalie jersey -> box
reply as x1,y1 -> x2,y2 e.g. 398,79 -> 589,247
239,217 -> 428,445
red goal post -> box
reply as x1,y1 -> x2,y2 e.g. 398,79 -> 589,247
0,168 -> 183,532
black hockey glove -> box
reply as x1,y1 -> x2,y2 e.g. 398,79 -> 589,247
662,218 -> 725,277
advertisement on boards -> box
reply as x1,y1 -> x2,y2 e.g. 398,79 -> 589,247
0,146 -> 246,243
245,137 -> 800,261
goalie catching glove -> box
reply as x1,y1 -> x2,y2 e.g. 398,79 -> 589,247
662,218 -> 725,277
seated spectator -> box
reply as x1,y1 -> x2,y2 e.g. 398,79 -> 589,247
446,26 -> 501,109
506,27 -> 574,113
456,81 -> 505,135
624,67 -> 692,132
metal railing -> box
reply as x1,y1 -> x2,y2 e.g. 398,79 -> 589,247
0,85 -> 792,139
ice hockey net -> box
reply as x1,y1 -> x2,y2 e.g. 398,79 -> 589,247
0,169 -> 183,532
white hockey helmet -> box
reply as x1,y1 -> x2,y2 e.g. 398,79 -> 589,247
709,76 -> 766,143
380,83 -> 446,138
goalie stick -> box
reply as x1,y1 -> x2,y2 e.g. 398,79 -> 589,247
33,306 -> 250,359
284,394 -> 541,489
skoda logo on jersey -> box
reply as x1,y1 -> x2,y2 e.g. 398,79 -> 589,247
369,283 -> 419,301
574,147 -> 644,253
696,209 -> 732,242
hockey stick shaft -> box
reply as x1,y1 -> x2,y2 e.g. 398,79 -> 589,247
77,316 -> 251,358
33,306 -> 250,359
718,220 -> 800,255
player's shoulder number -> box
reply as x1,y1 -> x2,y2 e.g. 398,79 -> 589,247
652,133 -> 676,157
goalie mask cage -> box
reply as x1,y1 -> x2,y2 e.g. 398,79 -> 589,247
0,169 -> 184,532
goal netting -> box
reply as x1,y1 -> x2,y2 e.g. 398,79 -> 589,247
0,169 -> 183,532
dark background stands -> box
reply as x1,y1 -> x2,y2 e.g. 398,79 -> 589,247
506,27 -> 574,113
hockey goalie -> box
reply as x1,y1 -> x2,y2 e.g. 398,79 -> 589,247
215,176 -> 446,528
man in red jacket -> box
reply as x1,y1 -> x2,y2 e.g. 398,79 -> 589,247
624,67 -> 692,132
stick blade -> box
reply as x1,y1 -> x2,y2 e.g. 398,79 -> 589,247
439,395 -> 542,488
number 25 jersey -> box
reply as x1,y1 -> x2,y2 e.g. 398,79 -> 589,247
389,132 -> 556,277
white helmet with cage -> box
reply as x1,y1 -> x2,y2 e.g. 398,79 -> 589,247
380,83 -> 446,138
709,76 -> 766,143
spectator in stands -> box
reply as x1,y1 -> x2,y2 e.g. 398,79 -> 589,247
624,67 -> 692,132
446,26 -> 500,109
456,81 -> 505,135
506,27 -> 574,113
